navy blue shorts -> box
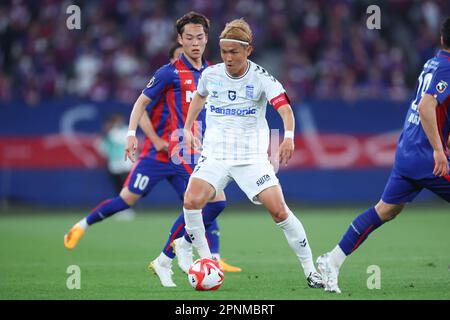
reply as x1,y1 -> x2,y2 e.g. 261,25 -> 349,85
124,158 -> 186,199
381,168 -> 450,204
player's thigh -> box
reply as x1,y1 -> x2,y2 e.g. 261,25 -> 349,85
231,160 -> 279,205
420,176 -> 450,202
189,156 -> 232,203
184,177 -> 217,209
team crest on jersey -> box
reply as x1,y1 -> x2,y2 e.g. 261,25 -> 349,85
228,90 -> 237,101
245,85 -> 254,99
436,80 -> 448,94
146,76 -> 155,88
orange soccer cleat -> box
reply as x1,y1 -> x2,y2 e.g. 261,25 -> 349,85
64,223 -> 85,250
219,259 -> 242,273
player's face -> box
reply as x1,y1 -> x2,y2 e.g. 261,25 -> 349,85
178,24 -> 208,61
220,41 -> 252,77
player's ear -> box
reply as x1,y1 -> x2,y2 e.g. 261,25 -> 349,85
441,35 -> 444,47
177,34 -> 183,46
246,45 -> 253,57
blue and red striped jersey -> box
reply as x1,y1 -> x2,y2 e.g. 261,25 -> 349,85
395,49 -> 450,179
142,54 -> 209,157
138,97 -> 170,163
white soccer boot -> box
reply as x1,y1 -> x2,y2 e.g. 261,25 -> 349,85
148,258 -> 176,287
172,237 -> 193,274
317,253 -> 341,293
306,271 -> 325,289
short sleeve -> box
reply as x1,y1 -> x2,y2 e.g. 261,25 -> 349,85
425,67 -> 450,104
260,70 -> 290,110
196,69 -> 209,97
142,65 -> 173,101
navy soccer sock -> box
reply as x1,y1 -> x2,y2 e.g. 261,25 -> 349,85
338,207 -> 383,255
86,196 -> 130,225
183,201 -> 226,243
206,220 -> 220,255
162,212 -> 186,259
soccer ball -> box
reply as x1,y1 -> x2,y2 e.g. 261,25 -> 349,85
188,258 -> 224,291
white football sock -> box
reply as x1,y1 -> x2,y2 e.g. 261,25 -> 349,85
277,211 -> 316,277
157,252 -> 173,268
183,208 -> 212,259
78,218 -> 89,231
328,245 -> 346,269
212,253 -> 221,261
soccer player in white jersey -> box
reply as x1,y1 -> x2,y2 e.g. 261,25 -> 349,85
180,19 -> 323,288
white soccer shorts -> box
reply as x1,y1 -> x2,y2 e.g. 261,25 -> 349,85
191,156 -> 279,205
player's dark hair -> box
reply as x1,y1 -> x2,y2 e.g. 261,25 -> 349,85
441,17 -> 450,48
176,11 -> 210,36
168,42 -> 182,60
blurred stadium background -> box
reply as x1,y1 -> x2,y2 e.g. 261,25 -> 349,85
1,0 -> 449,208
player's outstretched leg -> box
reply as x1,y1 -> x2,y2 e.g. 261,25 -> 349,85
150,194 -> 227,286
172,200 -> 227,273
317,201 -> 404,293
258,185 -> 323,289
64,189 -> 139,250
183,178 -> 216,259
154,212 -> 192,276
175,200 -> 242,272
154,198 -> 241,279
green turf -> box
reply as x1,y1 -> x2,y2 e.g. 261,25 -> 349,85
0,207 -> 449,300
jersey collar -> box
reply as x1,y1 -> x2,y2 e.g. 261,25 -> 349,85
180,53 -> 208,72
437,49 -> 450,59
225,60 -> 251,80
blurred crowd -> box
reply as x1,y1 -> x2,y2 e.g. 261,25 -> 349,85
0,0 -> 449,106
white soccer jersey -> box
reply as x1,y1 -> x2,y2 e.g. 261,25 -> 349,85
196,60 -> 289,164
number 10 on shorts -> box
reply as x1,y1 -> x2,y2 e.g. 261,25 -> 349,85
134,173 -> 149,191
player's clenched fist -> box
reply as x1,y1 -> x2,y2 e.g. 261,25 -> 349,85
125,135 -> 138,162
279,138 -> 294,166
433,150 -> 449,177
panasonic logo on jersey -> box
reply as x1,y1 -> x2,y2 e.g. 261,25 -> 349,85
210,105 -> 256,116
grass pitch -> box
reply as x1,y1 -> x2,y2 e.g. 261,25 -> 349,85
0,207 -> 449,300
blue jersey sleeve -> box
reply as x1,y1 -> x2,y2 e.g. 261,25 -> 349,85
426,66 -> 450,104
142,64 -> 173,101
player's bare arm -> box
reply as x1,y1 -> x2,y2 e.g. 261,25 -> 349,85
277,104 -> 295,166
139,111 -> 168,152
418,93 -> 449,177
183,92 -> 207,149
125,93 -> 151,162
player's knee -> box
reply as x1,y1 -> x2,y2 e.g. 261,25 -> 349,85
183,193 -> 208,210
119,188 -> 140,206
269,205 -> 289,223
375,201 -> 404,222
